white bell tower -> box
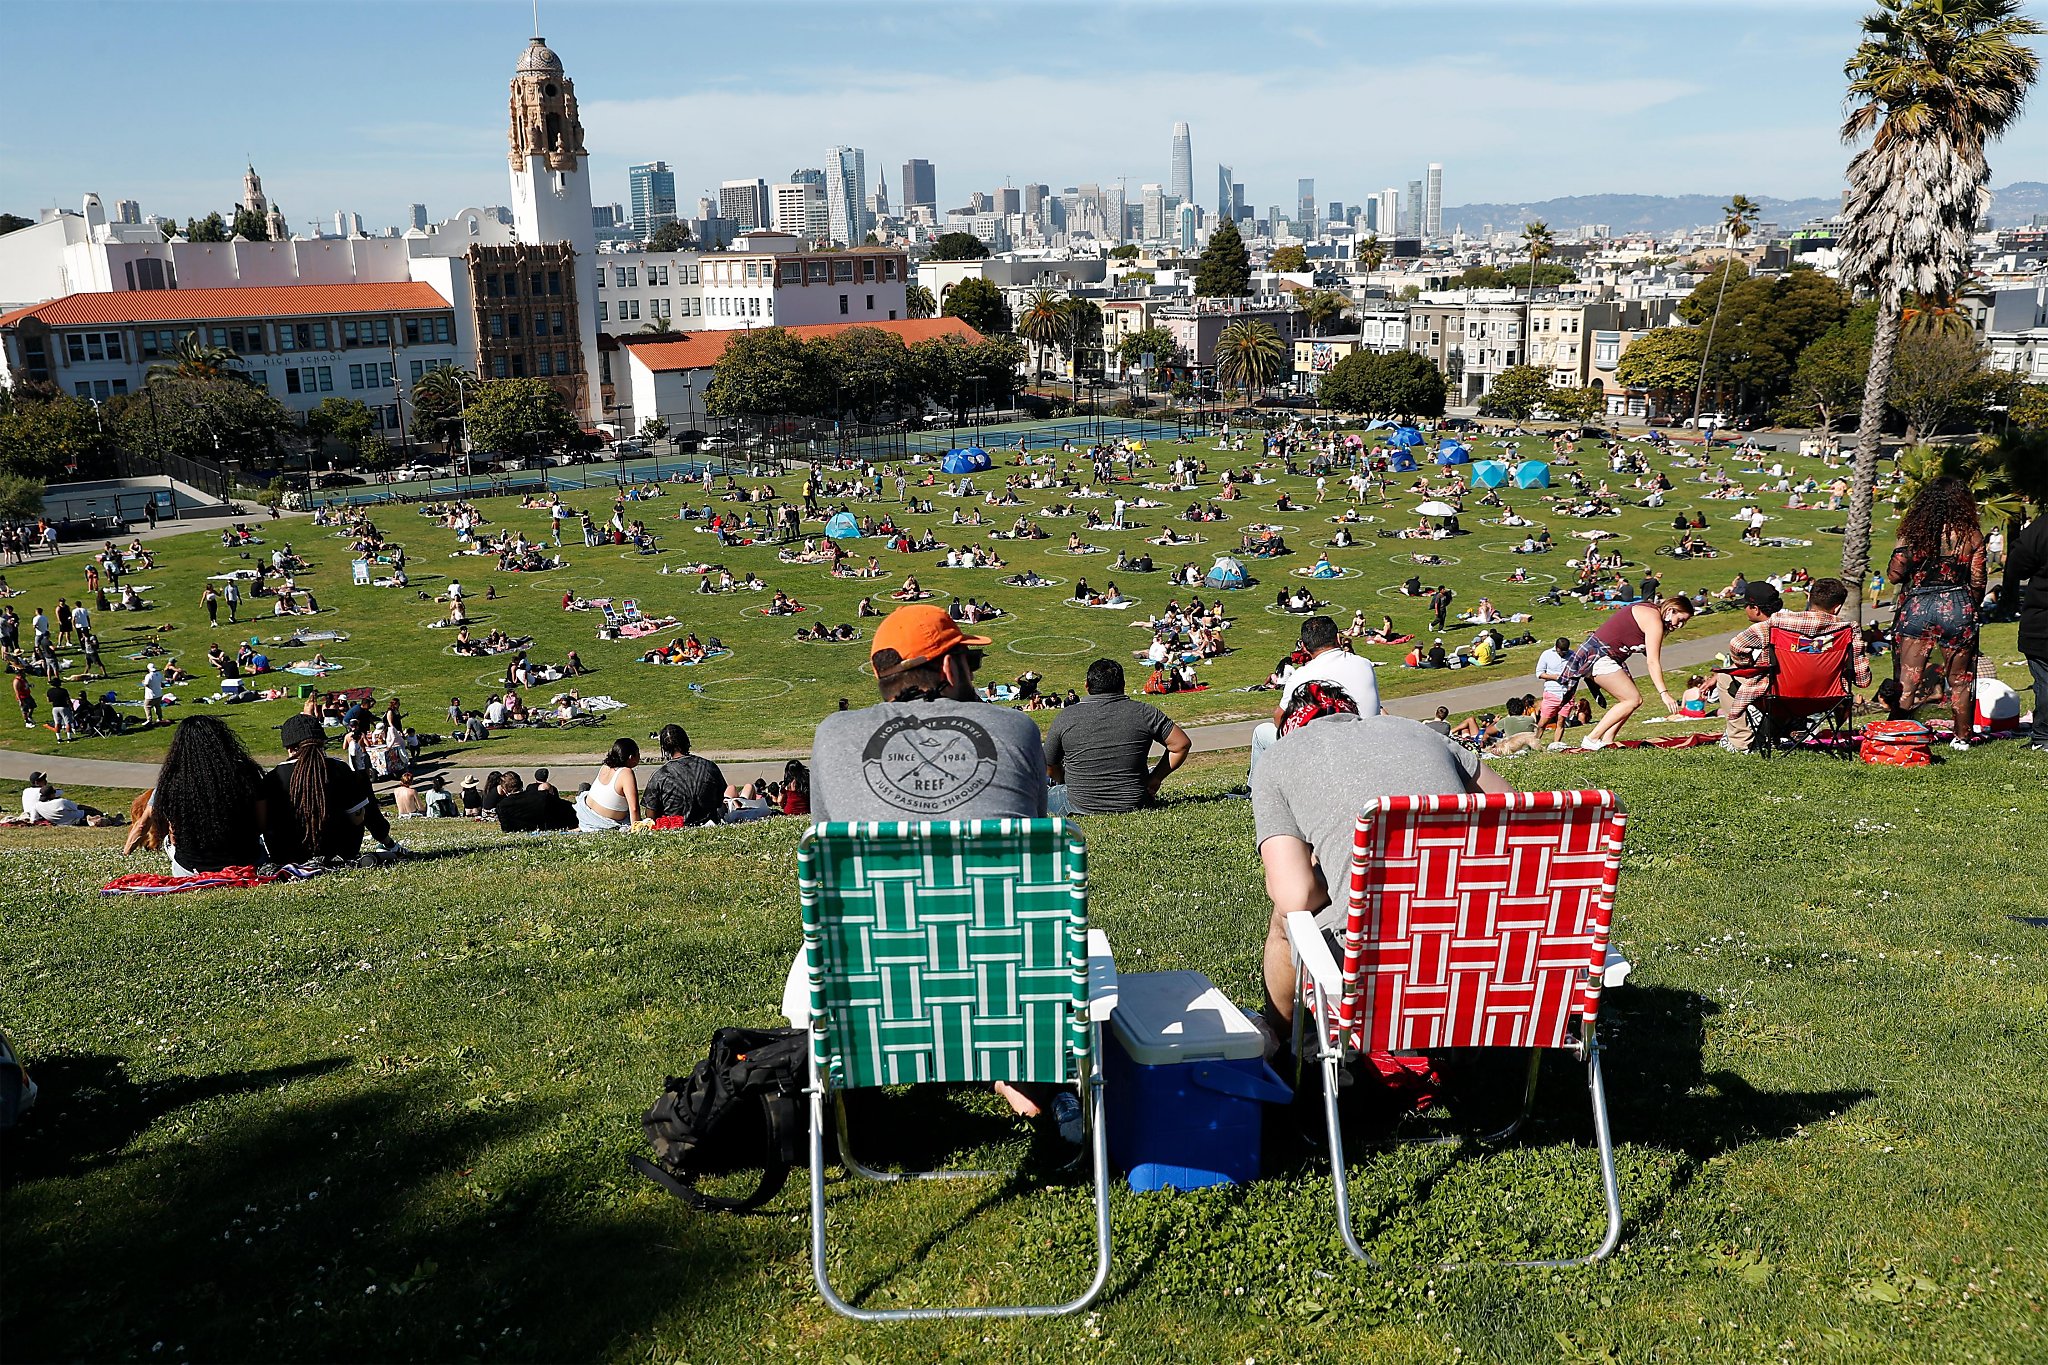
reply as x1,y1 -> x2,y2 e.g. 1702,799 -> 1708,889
506,36 -> 602,419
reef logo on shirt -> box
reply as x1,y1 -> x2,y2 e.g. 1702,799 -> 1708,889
860,714 -> 1000,814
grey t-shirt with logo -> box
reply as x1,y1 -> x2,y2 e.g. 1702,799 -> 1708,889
812,699 -> 1048,822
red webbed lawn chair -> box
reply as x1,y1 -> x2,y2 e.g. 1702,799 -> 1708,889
1284,789 -> 1632,1267
1724,624 -> 1857,756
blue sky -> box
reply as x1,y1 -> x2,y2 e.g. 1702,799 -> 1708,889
3,0 -> 2042,232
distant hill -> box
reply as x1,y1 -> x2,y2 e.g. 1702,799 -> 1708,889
1440,184 -> 2041,237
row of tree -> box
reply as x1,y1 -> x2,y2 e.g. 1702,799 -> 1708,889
700,327 -> 1027,426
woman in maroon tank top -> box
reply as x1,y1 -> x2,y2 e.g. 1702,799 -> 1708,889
1553,597 -> 1695,749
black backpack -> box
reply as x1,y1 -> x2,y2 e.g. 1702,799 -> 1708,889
628,1026 -> 818,1213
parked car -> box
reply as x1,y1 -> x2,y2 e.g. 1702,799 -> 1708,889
607,439 -> 646,458
316,472 -> 365,488
1441,417 -> 1477,431
703,432 -> 740,449
1692,413 -> 1729,430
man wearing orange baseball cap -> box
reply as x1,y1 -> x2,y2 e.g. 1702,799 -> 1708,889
808,603 -> 1048,822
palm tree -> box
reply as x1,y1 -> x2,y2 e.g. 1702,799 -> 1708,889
1519,220 -> 1554,305
1358,235 -> 1386,298
1835,0 -> 2040,619
1301,289 -> 1349,337
1213,319 -> 1284,401
410,366 -> 479,454
1689,193 -> 1762,422
1017,286 -> 1070,383
637,317 -> 678,337
1901,274 -> 1991,339
905,283 -> 936,319
149,335 -> 241,383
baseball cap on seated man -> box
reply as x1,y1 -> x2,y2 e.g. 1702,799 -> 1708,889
869,604 -> 991,680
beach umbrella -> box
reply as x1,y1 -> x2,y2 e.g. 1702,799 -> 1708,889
1416,500 -> 1458,518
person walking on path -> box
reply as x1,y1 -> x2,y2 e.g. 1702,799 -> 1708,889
224,578 -> 240,624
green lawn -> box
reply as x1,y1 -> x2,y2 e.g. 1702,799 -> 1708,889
5,748 -> 2045,1362
0,426 -> 1962,764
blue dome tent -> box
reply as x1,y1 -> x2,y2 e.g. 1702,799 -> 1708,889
1388,451 -> 1420,473
1435,441 -> 1471,466
1203,554 -> 1248,589
941,447 -> 992,474
823,511 -> 863,539
1514,461 -> 1552,489
1469,460 -> 1509,488
1389,426 -> 1424,448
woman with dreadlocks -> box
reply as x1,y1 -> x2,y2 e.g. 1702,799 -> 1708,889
125,716 -> 270,873
1886,476 -> 1989,750
264,713 -> 373,864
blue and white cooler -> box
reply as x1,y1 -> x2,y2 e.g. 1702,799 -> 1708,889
1104,970 -> 1293,1191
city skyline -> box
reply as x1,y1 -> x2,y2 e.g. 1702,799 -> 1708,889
4,1 -> 2045,234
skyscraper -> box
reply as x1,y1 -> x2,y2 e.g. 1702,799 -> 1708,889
1425,163 -> 1443,239
629,162 -> 677,235
408,203 -> 429,231
1232,183 -> 1247,221
718,178 -> 770,231
1406,179 -> 1424,236
1142,183 -> 1165,242
1170,122 -> 1193,204
1376,188 -> 1399,239
789,169 -> 831,240
825,146 -> 867,244
115,199 -> 141,225
771,181 -> 822,236
996,186 -> 1021,216
1177,201 -> 1200,253
901,158 -> 936,212
1297,178 -> 1316,231
1216,164 -> 1233,221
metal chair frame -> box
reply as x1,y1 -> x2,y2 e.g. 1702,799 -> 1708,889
1285,789 -> 1630,1268
798,818 -> 1117,1322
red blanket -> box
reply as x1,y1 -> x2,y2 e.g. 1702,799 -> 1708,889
100,863 -> 326,895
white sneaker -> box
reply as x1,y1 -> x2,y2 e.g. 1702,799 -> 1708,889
1580,736 -> 1612,750
1948,738 -> 1971,752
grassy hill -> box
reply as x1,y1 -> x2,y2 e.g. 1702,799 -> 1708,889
5,748 -> 2045,1362
4,424 -> 2005,768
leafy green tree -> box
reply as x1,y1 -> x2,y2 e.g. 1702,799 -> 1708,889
1268,244 -> 1309,274
1549,385 -> 1608,425
814,327 -> 917,421
1779,304 -> 1877,431
1614,327 -> 1703,415
940,276 -> 1011,335
1122,270 -> 1155,287
106,372 -> 290,467
1317,349 -> 1446,416
183,212 -> 230,243
2012,383 -> 2048,431
229,206 -> 270,241
1696,269 -> 1853,413
1675,261 -> 1750,326
1195,218 -> 1251,298
1115,326 -> 1184,380
0,471 -> 44,520
0,385 -> 102,479
969,335 -> 1025,410
1065,299 -> 1104,377
639,416 -> 670,443
1887,329 -> 2010,439
0,212 -> 33,237
303,397 -> 375,459
1109,244 -> 1141,261
1498,262 -> 1576,290
1396,284 -> 1421,301
928,232 -> 990,261
909,334 -> 1023,420
905,283 -> 936,319
1835,0 -> 2042,617
703,328 -> 827,422
1213,319 -> 1284,398
1689,195 -> 1762,418
463,377 -> 580,459
647,220 -> 693,252
1480,364 -> 1555,421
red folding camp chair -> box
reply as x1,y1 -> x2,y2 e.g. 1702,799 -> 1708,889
1726,624 -> 1856,756
1284,789 -> 1631,1267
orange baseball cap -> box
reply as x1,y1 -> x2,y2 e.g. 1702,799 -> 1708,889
870,604 -> 991,679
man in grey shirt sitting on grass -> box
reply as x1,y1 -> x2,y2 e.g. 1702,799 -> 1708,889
1045,658 -> 1191,815
1251,680 -> 1515,1028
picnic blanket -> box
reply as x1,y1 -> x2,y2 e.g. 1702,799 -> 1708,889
101,863 -> 327,896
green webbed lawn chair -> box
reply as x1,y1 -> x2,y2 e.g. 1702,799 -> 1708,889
798,817 -> 1118,1321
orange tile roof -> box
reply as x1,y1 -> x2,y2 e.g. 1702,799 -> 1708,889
0,282 -> 452,330
623,316 -> 983,373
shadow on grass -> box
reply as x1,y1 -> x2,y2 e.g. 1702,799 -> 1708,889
2,1069 -> 768,1362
